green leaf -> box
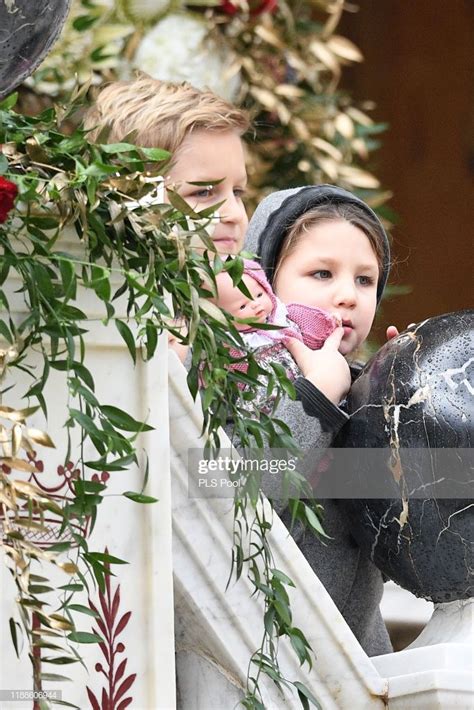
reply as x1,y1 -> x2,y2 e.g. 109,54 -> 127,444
289,630 -> 308,666
42,655 -> 78,665
84,551 -> 128,565
29,574 -> 50,582
167,189 -> 199,217
139,147 -> 170,161
9,618 -> 21,658
72,362 -> 95,390
297,690 -> 310,710
72,14 -> 97,31
67,631 -> 103,644
0,92 -> 18,110
82,161 -> 117,177
69,409 -> 101,437
33,263 -> 55,300
85,453 -> 136,471
263,608 -> 275,636
123,491 -> 158,504
271,568 -> 295,587
99,404 -> 154,432
29,585 -> 55,594
58,583 -> 84,592
40,673 -> 72,682
90,265 -> 111,301
99,142 -> 139,154
304,505 -> 330,539
293,682 -> 322,710
73,479 -> 106,495
66,604 -> 99,617
273,600 -> 292,627
0,319 -> 12,343
145,320 -> 158,359
115,319 -> 136,364
226,256 -> 244,286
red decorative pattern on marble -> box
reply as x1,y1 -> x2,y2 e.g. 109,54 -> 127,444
86,552 -> 136,710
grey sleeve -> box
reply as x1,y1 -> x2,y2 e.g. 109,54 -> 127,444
274,378 -> 348,450
294,377 -> 349,432
238,381 -> 347,508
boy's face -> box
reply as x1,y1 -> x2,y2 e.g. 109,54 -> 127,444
167,129 -> 248,255
216,273 -> 273,330
274,220 -> 379,355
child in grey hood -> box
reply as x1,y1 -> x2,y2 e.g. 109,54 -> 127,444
239,183 -> 393,656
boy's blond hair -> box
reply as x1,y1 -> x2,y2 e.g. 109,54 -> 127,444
84,74 -> 250,152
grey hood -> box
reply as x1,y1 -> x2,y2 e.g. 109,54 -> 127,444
245,184 -> 390,304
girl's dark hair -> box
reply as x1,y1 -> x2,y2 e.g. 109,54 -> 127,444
275,202 -> 385,281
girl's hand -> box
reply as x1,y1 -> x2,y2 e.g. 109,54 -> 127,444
285,327 -> 351,405
386,323 -> 416,340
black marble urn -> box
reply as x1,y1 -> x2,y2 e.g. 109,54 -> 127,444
336,310 -> 473,603
0,0 -> 71,100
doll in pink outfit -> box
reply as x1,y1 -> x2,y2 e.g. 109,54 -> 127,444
214,260 -> 339,400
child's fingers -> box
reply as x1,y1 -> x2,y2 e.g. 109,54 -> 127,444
386,323 -> 417,341
386,325 -> 399,340
283,337 -> 308,359
321,326 -> 344,351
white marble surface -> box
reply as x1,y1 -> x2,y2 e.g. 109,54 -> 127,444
381,581 -> 433,627
1,268 -> 176,709
409,599 -> 473,647
2,261 -> 472,709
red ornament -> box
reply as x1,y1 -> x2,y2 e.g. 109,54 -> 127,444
220,0 -> 277,16
0,176 -> 18,224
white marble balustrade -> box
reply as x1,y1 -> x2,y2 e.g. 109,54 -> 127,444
0,240 -> 472,708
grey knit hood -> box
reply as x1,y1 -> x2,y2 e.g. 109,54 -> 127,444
245,184 -> 390,304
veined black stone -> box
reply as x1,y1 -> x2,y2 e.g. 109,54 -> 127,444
0,0 -> 72,100
335,310 -> 473,603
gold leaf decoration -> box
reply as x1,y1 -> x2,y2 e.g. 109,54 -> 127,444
327,35 -> 364,62
338,165 -> 381,189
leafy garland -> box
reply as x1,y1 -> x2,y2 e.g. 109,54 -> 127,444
2,1 -> 394,706
20,0 -> 391,214
0,92 -> 324,708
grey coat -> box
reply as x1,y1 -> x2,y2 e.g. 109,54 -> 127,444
239,184 -> 393,657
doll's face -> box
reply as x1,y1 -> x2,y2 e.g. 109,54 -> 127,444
216,273 -> 273,330
274,219 -> 379,355
167,129 -> 248,255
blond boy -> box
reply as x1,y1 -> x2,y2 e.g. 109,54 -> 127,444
84,73 -> 250,255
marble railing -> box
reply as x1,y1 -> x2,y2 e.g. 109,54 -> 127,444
0,259 -> 472,708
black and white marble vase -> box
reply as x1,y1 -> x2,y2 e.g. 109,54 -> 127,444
0,0 -> 71,99
336,310 -> 473,705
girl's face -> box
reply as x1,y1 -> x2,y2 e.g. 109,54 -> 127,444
274,219 -> 379,355
167,129 -> 248,255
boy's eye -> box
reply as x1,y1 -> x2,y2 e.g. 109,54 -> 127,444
234,188 -> 246,199
313,270 -> 331,279
239,303 -> 247,311
256,291 -> 263,298
192,187 -> 214,198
